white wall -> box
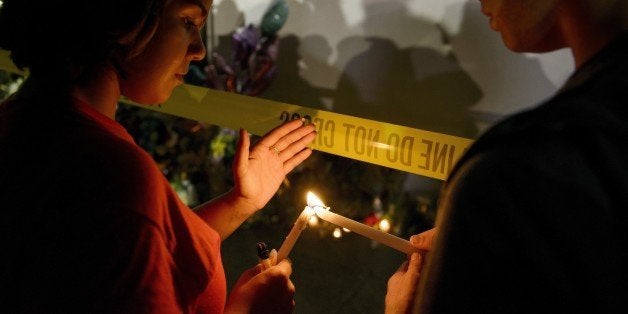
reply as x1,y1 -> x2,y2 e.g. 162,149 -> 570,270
210,0 -> 575,136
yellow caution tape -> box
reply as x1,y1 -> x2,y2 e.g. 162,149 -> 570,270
0,50 -> 25,75
126,84 -> 473,180
1,50 -> 473,180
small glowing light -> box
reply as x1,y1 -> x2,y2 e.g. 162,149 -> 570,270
342,227 -> 350,233
333,227 -> 342,238
378,219 -> 391,232
373,142 -> 392,150
306,191 -> 325,207
308,215 -> 319,226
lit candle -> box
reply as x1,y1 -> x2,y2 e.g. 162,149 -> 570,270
276,206 -> 315,262
307,192 -> 419,255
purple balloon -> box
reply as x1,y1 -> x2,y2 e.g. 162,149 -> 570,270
231,24 -> 259,69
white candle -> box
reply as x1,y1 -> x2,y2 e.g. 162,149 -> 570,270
276,206 -> 315,262
314,207 -> 418,254
307,192 -> 418,255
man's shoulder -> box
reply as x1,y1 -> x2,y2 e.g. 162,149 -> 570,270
476,79 -> 628,151
449,91 -> 628,182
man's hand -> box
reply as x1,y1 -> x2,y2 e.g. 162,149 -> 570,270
385,253 -> 422,314
410,227 -> 437,251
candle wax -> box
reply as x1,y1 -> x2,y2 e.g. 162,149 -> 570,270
276,206 -> 313,262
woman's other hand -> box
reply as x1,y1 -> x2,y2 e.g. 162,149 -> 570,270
225,259 -> 296,314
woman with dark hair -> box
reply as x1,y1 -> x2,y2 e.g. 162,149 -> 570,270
0,0 -> 316,312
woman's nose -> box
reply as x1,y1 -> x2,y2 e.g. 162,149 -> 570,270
188,33 -> 206,61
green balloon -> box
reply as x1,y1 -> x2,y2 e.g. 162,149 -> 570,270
261,0 -> 289,37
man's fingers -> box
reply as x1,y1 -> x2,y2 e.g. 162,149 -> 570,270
406,252 -> 422,276
396,260 -> 409,273
410,228 -> 437,251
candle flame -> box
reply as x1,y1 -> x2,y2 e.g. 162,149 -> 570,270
306,191 -> 326,207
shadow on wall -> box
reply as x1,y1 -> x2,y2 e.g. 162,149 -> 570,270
446,1 -> 560,119
340,1 -> 482,139
262,0 -> 483,139
217,1 -> 561,314
211,0 -> 243,69
334,37 -> 481,139
215,2 -> 479,314
260,34 -> 337,110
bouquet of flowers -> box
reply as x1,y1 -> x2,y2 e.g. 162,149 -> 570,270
207,0 -> 288,96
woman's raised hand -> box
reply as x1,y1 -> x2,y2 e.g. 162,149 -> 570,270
233,119 -> 317,212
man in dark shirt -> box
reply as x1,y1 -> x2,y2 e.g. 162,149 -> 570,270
385,1 -> 628,313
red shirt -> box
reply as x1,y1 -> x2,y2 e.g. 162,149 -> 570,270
0,95 -> 226,312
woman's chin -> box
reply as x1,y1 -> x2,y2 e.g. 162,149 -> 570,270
123,91 -> 171,106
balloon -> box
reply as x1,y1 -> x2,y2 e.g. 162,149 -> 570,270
232,24 -> 259,69
206,1 -> 288,95
260,0 -> 289,38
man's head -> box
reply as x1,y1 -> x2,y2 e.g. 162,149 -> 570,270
478,0 -> 566,53
478,0 -> 628,53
